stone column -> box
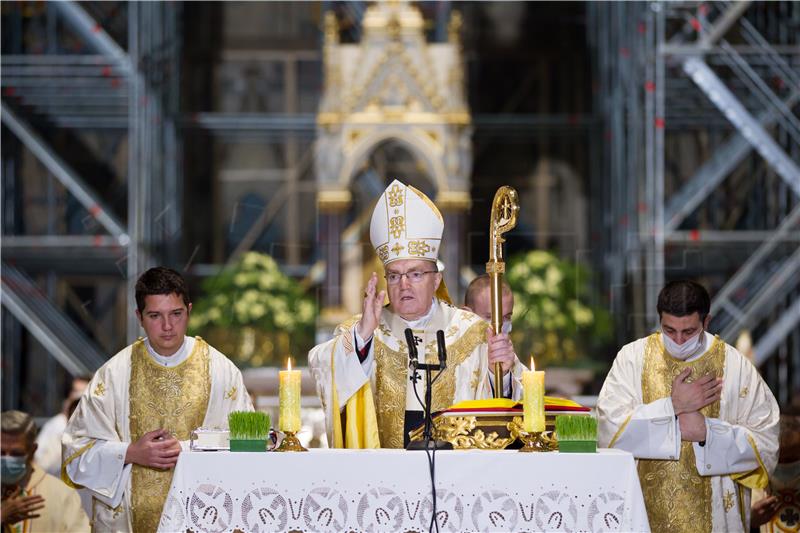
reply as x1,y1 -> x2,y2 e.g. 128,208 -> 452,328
317,190 -> 351,311
437,190 -> 472,305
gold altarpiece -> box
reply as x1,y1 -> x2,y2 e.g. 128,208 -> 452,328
315,1 -> 473,326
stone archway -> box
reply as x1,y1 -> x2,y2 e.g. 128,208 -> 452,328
316,2 -> 473,321
341,128 -> 446,194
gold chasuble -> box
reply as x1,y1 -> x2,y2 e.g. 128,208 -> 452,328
638,333 -> 726,533
128,339 -> 211,532
373,309 -> 487,448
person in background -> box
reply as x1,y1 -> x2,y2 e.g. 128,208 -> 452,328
751,409 -> 800,532
34,375 -> 91,476
2,410 -> 89,532
462,273 -> 514,335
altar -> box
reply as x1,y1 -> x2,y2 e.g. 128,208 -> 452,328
158,448 -> 649,532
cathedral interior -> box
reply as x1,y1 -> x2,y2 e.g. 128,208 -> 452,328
1,1 -> 798,431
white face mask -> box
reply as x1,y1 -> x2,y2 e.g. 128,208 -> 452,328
662,329 -> 704,360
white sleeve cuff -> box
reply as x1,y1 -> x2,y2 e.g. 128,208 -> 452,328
66,440 -> 131,508
611,397 -> 681,460
693,418 -> 759,476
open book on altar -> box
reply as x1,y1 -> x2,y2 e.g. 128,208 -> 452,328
409,397 -> 591,449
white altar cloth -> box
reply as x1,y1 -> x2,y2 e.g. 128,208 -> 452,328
158,448 -> 649,532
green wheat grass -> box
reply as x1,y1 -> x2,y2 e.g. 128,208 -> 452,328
555,414 -> 597,441
228,411 -> 271,440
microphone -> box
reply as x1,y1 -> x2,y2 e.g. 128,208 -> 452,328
436,330 -> 447,370
405,328 -> 419,368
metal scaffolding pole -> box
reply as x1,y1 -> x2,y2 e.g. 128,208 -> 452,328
664,89 -> 800,232
0,102 -> 129,243
594,1 -> 799,382
718,246 -> 800,341
712,203 -> 800,315
127,2 -> 146,341
51,1 -> 130,71
125,2 -> 183,341
698,1 -> 752,48
1,263 -> 107,375
646,4 -> 666,328
683,57 -> 800,193
754,297 -> 800,366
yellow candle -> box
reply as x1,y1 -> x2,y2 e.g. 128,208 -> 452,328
279,358 -> 302,433
522,357 -> 545,433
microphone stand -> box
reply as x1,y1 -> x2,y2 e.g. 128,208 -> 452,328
406,329 -> 453,451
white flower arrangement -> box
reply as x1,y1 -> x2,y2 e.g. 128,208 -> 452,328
506,251 -> 612,368
189,252 -> 316,366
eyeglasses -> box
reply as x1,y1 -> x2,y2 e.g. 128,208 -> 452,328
384,271 -> 437,285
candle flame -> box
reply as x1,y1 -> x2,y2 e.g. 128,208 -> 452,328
287,357 -> 292,371
530,356 -> 535,372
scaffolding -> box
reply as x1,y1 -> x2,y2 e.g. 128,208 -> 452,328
590,1 -> 800,403
1,1 -> 181,410
2,1 -> 796,412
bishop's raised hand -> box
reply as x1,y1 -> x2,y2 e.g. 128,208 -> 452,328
356,272 -> 385,341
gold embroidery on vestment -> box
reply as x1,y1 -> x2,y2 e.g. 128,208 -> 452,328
94,382 -> 106,397
61,441 -> 96,488
129,338 -> 210,533
608,414 -> 632,448
637,333 -> 725,533
469,368 -> 481,391
723,491 -> 734,512
373,320 -> 486,448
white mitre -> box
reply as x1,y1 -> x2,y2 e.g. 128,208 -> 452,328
370,179 -> 443,266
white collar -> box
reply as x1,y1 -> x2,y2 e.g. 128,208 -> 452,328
402,298 -> 437,329
143,336 -> 195,367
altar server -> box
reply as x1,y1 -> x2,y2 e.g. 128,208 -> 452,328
598,280 -> 779,532
62,267 -> 253,532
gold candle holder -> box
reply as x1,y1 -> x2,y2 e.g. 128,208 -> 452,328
274,431 -> 308,452
519,431 -> 557,453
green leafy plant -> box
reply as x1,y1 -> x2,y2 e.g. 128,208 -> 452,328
555,414 -> 597,441
228,411 -> 271,441
506,250 -> 613,368
189,252 -> 316,366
